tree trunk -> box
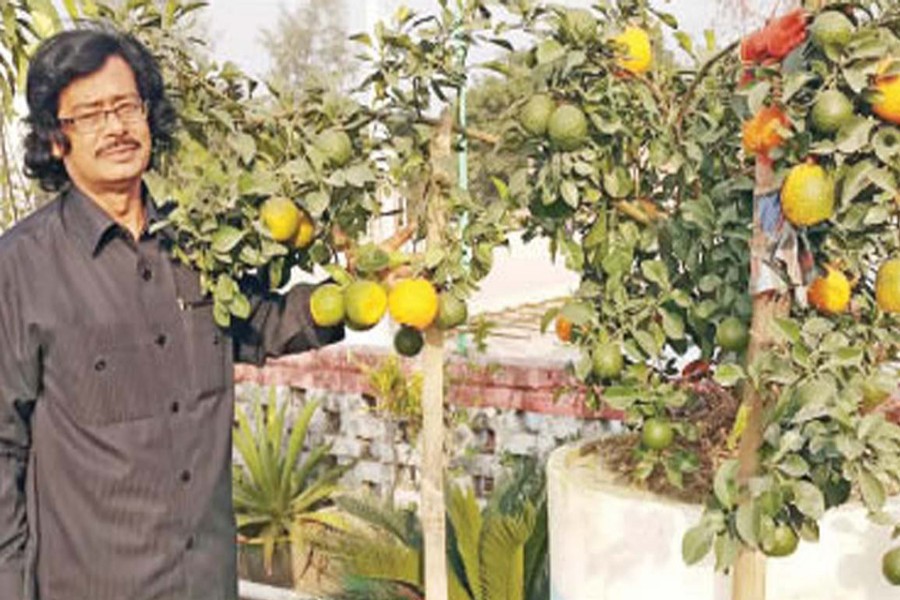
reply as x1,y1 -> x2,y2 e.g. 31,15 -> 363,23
421,111 -> 452,600
732,160 -> 791,600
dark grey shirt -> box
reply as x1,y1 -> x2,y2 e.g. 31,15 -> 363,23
0,187 -> 343,600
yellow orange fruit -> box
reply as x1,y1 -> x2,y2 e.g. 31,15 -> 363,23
873,59 -> 900,125
807,266 -> 851,314
742,106 -> 789,157
293,208 -> 315,249
781,162 -> 835,226
344,280 -> 388,330
555,316 -> 573,343
875,258 -> 900,313
614,26 -> 652,75
387,278 -> 439,330
309,284 -> 345,327
260,196 -> 301,242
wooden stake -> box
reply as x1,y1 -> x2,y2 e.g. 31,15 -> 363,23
421,111 -> 452,600
732,160 -> 790,600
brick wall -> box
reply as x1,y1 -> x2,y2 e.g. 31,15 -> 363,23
234,346 -> 618,499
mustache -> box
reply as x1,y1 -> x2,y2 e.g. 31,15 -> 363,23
96,137 -> 141,156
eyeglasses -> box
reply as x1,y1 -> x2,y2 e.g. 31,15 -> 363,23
58,98 -> 148,134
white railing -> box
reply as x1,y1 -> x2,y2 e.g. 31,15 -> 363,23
238,580 -> 319,600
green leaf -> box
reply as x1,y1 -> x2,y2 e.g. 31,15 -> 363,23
746,81 -> 772,115
836,117 -> 876,154
674,32 -> 693,57
304,190 -> 330,217
601,386 -> 641,410
791,481 -> 825,519
535,39 -> 565,64
682,523 -> 714,565
783,71 -> 816,102
841,159 -> 876,204
858,468 -> 886,512
778,454 -> 809,478
735,500 -> 758,545
354,244 -> 390,274
559,302 -> 595,326
661,308 -> 685,340
773,318 -> 801,344
230,132 -> 257,165
560,179 -> 579,208
230,292 -> 251,319
211,225 -> 245,254
713,460 -> 739,509
641,260 -> 670,290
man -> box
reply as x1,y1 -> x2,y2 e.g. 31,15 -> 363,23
0,26 -> 343,600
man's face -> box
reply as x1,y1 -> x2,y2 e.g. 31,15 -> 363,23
55,55 -> 152,195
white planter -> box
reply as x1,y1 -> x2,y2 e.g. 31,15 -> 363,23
548,441 -> 900,600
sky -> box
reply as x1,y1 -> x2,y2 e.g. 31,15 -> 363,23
205,0 -> 789,79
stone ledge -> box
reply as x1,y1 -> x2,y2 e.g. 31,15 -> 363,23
234,345 -> 620,420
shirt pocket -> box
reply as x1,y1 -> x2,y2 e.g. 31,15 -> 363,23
65,326 -> 163,426
180,298 -> 227,400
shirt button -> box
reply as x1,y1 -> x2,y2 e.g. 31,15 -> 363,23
155,333 -> 167,347
185,536 -> 195,551
170,401 -> 180,414
180,470 -> 191,483
141,267 -> 153,281
94,359 -> 107,372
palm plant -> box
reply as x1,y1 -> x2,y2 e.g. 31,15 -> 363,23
233,387 -> 350,581
323,460 -> 549,600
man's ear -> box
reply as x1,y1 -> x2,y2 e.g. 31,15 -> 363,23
50,131 -> 68,160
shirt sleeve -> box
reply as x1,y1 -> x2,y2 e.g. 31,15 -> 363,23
232,280 -> 345,366
0,279 -> 38,600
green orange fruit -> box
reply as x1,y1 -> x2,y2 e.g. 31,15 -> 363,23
547,105 -> 589,151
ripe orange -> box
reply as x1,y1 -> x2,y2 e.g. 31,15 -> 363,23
876,258 -> 900,313
614,26 -> 652,75
873,60 -> 900,125
293,208 -> 315,249
387,278 -> 439,330
555,316 -> 573,343
781,162 -> 835,226
807,266 -> 851,314
344,280 -> 388,331
260,196 -> 301,242
742,106 -> 789,157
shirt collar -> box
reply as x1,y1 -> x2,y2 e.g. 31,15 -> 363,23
62,183 -> 166,257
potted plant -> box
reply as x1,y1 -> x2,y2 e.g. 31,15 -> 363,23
494,1 -> 900,599
233,386 -> 350,591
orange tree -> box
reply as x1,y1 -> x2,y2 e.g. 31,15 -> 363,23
7,0 -> 900,596
494,0 -> 900,597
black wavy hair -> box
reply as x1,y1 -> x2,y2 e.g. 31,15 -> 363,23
23,24 -> 177,192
